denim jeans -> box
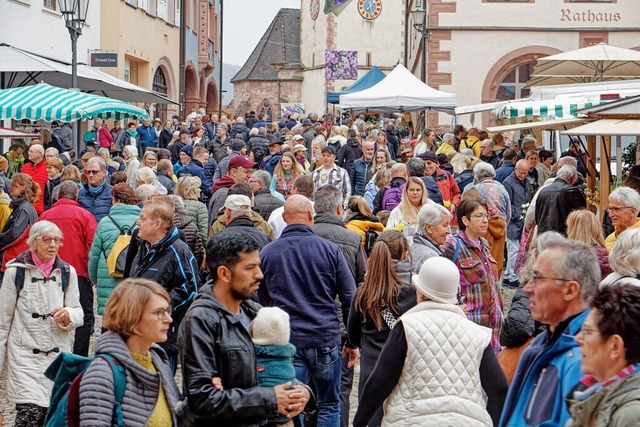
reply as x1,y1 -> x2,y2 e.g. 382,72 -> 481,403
294,346 -> 341,427
504,237 -> 520,282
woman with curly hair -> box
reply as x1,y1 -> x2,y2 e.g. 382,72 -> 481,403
270,151 -> 305,202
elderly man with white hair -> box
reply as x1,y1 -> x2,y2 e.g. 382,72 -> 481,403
534,164 -> 586,235
410,201 -> 453,273
463,162 -> 511,278
604,186 -> 640,250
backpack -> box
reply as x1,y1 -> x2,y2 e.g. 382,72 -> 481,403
44,352 -> 126,427
363,229 -> 381,257
104,216 -> 136,278
11,260 -> 71,295
382,184 -> 404,211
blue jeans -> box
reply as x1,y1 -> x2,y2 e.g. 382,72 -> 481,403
294,346 -> 341,427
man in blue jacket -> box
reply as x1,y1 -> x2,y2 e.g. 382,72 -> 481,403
78,157 -> 113,222
259,195 -> 357,427
137,118 -> 157,154
499,237 -> 600,427
349,140 -> 374,196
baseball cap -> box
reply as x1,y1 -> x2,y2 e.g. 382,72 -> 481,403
228,155 -> 257,170
292,134 -> 304,142
224,194 -> 252,214
302,118 -> 313,126
321,146 -> 336,155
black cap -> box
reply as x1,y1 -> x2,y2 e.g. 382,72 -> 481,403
321,145 -> 336,155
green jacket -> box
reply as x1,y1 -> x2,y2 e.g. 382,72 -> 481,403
183,199 -> 209,248
88,203 -> 141,315
568,371 -> 640,427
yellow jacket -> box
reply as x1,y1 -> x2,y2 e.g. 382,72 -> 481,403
460,136 -> 482,157
436,142 -> 456,156
605,218 -> 640,251
345,219 -> 386,246
0,193 -> 11,231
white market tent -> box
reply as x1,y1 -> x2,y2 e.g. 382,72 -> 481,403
339,64 -> 456,113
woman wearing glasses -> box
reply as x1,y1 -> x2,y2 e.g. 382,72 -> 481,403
0,221 -> 83,426
79,278 -> 183,426
443,198 -> 503,354
604,186 -> 640,251
568,284 -> 640,426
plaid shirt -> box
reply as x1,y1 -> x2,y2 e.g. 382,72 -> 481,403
443,230 -> 503,354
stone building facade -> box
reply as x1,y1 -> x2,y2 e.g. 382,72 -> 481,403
230,8 -> 303,121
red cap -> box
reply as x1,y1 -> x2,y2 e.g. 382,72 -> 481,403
228,155 -> 257,169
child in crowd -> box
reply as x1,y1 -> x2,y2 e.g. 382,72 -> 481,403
252,307 -> 297,427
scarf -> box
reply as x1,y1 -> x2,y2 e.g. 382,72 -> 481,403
575,362 -> 640,402
31,251 -> 56,277
88,179 -> 106,195
126,129 -> 138,137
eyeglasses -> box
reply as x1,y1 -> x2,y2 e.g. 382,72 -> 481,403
150,306 -> 172,320
470,213 -> 490,220
529,272 -> 571,286
39,236 -> 62,245
607,206 -> 634,213
85,170 -> 102,175
578,326 -> 600,338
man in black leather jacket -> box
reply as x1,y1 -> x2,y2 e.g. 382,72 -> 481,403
179,232 -> 312,426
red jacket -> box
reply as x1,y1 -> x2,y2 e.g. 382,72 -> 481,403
97,125 -> 113,149
39,198 -> 97,278
433,167 -> 461,226
21,160 -> 48,214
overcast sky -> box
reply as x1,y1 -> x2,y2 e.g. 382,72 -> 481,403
223,0 -> 300,66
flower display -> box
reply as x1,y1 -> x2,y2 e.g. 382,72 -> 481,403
325,50 -> 358,80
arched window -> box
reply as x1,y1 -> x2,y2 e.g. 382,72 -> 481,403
496,62 -> 534,101
153,67 -> 168,121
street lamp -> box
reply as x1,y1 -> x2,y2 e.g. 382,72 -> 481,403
411,4 -> 430,131
60,0 -> 90,151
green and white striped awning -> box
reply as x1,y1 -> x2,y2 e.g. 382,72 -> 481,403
0,83 -> 148,122
491,98 -> 598,121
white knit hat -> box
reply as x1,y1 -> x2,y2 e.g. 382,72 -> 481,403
251,307 -> 290,346
412,257 -> 460,305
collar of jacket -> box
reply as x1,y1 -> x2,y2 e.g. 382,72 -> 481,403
413,233 -> 444,256
11,250 -> 65,272
281,223 -> 314,236
227,216 -> 255,229
145,226 -> 180,253
313,212 -> 345,228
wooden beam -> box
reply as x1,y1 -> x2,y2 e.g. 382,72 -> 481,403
600,135 -> 611,223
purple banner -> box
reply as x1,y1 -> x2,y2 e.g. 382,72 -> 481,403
325,50 -> 358,80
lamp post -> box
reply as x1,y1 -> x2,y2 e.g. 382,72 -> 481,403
60,0 -> 90,152
411,4 -> 430,131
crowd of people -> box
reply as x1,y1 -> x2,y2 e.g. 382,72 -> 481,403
0,108 -> 639,427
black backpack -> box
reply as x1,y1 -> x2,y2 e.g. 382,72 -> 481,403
364,229 -> 381,257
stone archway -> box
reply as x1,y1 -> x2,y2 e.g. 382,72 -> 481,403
206,80 -> 218,114
481,46 -> 563,127
185,64 -> 199,114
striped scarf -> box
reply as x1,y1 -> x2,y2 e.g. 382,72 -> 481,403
575,362 -> 640,401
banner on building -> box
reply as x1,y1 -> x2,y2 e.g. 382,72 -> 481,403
281,103 -> 306,119
325,50 -> 358,81
324,0 -> 353,16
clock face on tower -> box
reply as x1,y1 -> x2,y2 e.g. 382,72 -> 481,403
310,0 -> 320,20
358,0 -> 382,20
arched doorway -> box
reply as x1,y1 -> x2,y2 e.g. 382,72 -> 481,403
185,65 -> 199,114
206,81 -> 218,114
153,67 -> 168,121
258,98 -> 273,122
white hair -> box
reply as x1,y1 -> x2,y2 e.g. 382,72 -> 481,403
136,166 -> 156,184
609,186 -> 640,213
473,162 -> 496,180
27,220 -> 62,249
609,228 -> 640,277
124,145 -> 138,158
557,164 -> 578,181
417,201 -> 453,231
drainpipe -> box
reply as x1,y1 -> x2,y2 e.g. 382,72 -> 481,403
179,0 -> 186,117
218,0 -> 224,118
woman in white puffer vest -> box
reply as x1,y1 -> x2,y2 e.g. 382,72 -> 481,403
353,257 -> 508,427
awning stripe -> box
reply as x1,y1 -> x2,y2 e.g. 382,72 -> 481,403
0,83 -> 147,122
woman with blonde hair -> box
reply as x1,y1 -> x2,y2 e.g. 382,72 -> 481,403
270,151 -> 305,202
364,161 -> 396,209
566,209 -> 611,280
79,278 -> 183,425
326,125 -> 346,152
175,176 -> 208,245
372,148 -> 391,172
136,166 -> 167,195
141,150 -> 157,169
347,230 -> 415,426
451,150 -> 479,191
345,196 -> 385,249
386,177 -> 429,245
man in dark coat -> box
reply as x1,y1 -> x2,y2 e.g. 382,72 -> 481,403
534,164 -> 586,235
337,129 -> 362,175
215,195 -> 271,249
179,232 -> 311,426
250,169 -> 284,221
128,196 -> 199,373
